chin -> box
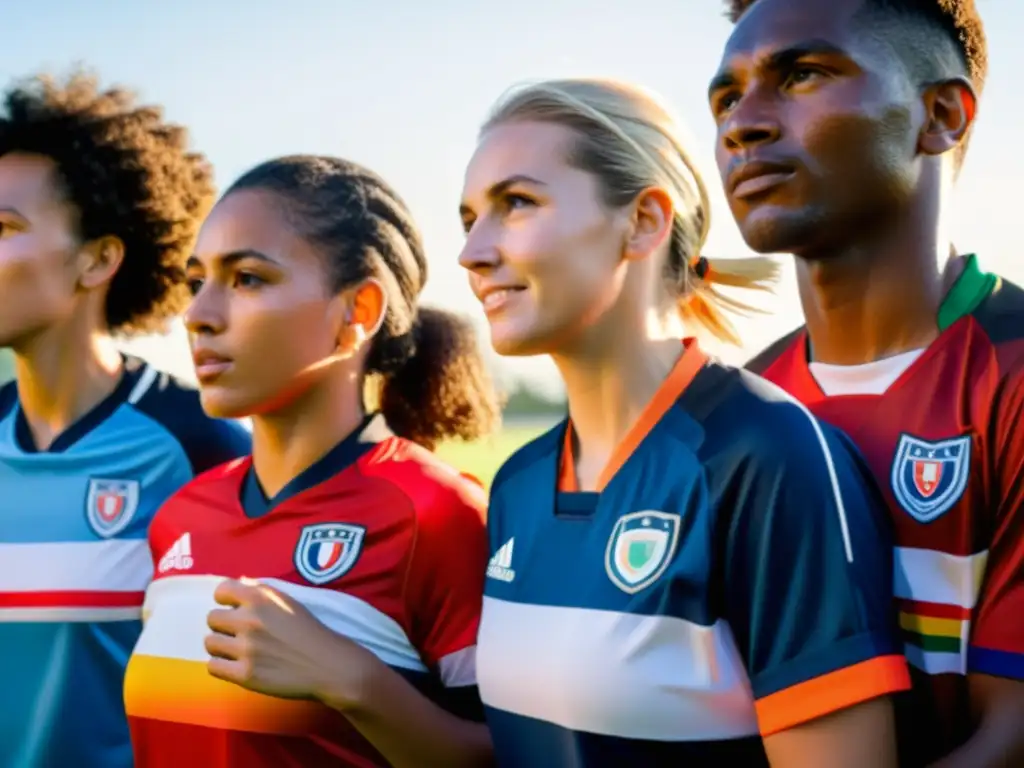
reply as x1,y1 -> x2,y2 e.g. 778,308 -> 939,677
197,388 -> 255,421
737,206 -> 827,256
488,327 -> 551,358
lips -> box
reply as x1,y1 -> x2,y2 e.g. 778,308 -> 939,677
728,160 -> 796,201
191,349 -> 233,383
477,285 -> 526,315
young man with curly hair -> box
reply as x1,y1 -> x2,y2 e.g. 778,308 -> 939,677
709,1 -> 1023,765
0,73 -> 250,767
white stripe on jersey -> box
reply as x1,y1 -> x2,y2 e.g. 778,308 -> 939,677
0,539 -> 152,593
758,380 -> 855,563
138,574 -> 429,673
477,596 -> 759,741
893,547 -> 988,609
127,364 -> 159,405
438,645 -> 477,688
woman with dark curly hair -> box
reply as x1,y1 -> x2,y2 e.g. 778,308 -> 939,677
0,72 -> 250,768
123,155 -> 500,768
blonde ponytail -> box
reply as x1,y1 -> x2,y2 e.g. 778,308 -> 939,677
484,77 -> 780,346
678,256 -> 780,346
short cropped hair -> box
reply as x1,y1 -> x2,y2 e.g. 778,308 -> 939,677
724,0 -> 987,162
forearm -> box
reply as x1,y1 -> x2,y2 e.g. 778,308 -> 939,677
929,720 -> 1024,768
320,657 -> 494,768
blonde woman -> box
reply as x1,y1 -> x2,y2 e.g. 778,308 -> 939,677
458,79 -> 910,767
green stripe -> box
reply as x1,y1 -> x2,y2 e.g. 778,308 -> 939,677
902,629 -> 961,654
937,253 -> 997,330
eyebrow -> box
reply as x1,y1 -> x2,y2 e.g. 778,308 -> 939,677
459,174 -> 546,218
708,39 -> 849,97
185,249 -> 280,270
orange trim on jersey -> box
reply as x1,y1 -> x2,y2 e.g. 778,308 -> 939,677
755,654 -> 910,737
124,654 -> 335,735
558,339 -> 708,493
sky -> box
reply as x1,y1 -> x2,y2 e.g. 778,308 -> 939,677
2,0 -> 1018,395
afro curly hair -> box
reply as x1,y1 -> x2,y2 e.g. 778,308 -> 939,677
0,72 -> 215,335
723,0 -> 987,164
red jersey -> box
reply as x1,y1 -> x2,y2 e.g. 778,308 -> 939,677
749,256 -> 1024,765
123,415 -> 488,767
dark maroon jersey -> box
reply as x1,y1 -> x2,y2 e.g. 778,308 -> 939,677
748,255 -> 1024,765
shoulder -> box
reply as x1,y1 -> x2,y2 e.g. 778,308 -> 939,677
360,438 -> 487,533
124,358 -> 251,475
744,326 -> 805,376
697,362 -> 856,480
490,419 -> 565,500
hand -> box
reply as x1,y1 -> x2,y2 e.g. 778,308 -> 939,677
205,578 -> 375,705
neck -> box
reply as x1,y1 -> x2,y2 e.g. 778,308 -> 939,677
14,323 -> 122,450
249,370 -> 365,498
797,190 -> 950,365
552,309 -> 682,474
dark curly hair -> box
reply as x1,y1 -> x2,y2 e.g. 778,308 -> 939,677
0,72 -> 214,334
724,0 -> 987,164
225,155 -> 502,450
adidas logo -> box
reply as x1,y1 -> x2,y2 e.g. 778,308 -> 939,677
486,537 -> 515,583
157,533 -> 194,574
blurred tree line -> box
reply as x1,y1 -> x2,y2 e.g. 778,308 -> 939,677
502,382 -> 566,417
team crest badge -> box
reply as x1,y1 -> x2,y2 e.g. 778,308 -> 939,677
294,523 -> 366,586
85,478 -> 140,538
605,511 -> 681,594
890,433 -> 972,524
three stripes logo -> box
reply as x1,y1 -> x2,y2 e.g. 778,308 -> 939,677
157,533 -> 194,574
486,538 -> 516,583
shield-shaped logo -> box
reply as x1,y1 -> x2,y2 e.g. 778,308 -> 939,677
294,523 -> 366,586
604,511 -> 681,594
85,478 -> 140,538
890,433 -> 972,523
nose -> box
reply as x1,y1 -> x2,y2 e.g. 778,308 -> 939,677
183,283 -> 226,337
721,97 -> 782,152
457,221 -> 502,275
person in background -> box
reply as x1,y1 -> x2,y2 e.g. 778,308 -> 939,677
457,77 -> 909,768
0,72 -> 251,768
124,155 -> 500,768
711,1 -> 1024,765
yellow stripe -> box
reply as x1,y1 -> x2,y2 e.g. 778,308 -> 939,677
899,612 -> 962,638
124,654 -> 333,735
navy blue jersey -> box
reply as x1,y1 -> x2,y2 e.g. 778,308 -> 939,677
476,341 -> 910,767
0,356 -> 250,768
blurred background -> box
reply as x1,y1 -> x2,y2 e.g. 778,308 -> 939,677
1,0 -> 1018,483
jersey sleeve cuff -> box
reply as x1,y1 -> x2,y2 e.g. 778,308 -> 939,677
755,654 -> 908,737
751,632 -> 910,737
967,646 -> 1024,680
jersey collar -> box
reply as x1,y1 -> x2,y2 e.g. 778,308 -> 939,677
937,253 -> 997,330
240,412 -> 392,518
557,338 -> 708,493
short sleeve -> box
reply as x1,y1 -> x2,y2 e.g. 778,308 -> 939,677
405,474 -> 489,692
723,408 -> 911,737
968,365 -> 1024,680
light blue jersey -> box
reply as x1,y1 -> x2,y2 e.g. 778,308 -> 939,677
0,357 -> 250,768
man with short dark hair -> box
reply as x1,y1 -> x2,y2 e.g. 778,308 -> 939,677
710,1 -> 1023,765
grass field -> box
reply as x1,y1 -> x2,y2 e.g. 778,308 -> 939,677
435,422 -> 552,488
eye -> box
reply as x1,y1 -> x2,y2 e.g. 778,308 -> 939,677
504,193 -> 535,211
713,92 -> 740,116
186,277 -> 203,296
786,66 -> 826,87
233,271 -> 265,289
461,216 -> 476,235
